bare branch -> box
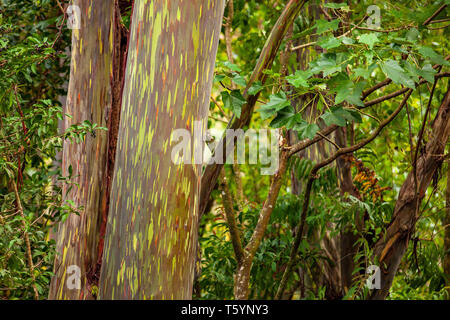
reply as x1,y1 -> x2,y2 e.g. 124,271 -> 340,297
219,169 -> 245,264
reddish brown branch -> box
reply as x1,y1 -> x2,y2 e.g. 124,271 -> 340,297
219,169 -> 244,264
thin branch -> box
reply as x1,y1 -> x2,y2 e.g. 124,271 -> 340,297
353,24 -> 413,33
413,66 -> 442,218
11,179 -> 39,300
220,169 -> 245,264
423,4 -> 447,26
200,0 -> 310,217
276,89 -> 413,299
428,18 -> 450,24
246,149 -> 289,257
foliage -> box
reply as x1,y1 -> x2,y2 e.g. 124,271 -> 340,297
0,0 -> 102,299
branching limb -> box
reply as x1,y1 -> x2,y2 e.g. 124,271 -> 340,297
234,144 -> 290,299
276,89 -> 413,299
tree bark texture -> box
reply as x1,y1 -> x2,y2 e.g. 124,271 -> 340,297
49,0 -> 117,300
98,0 -> 224,299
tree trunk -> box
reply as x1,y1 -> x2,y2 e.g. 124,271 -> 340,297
98,0 -> 224,299
370,87 -> 450,300
445,138 -> 450,299
49,0 -> 127,300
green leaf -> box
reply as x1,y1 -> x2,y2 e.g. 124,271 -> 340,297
324,3 -> 349,10
286,70 -> 312,88
404,61 -> 436,84
313,19 -> 340,34
294,121 -> 320,140
222,90 -> 246,118
309,54 -> 341,77
403,61 -> 421,83
341,36 -> 354,45
417,46 -> 450,66
270,106 -> 299,129
321,106 -> 360,127
334,80 -> 366,107
221,61 -> 242,72
380,59 -> 415,89
214,74 -> 226,83
405,28 -> 419,42
232,73 -> 246,87
417,63 -> 437,83
353,63 -> 377,80
317,35 -> 342,50
247,81 -> 263,95
358,33 -> 379,49
259,92 -> 291,120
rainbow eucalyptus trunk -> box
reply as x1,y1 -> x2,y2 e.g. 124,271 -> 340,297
98,0 -> 224,299
49,0 -> 127,299
446,147 -> 450,299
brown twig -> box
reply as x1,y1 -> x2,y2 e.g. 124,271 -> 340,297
220,169 -> 244,264
423,4 -> 447,26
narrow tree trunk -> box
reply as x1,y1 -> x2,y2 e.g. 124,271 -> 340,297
49,0 -> 121,300
370,87 -> 450,300
445,138 -> 450,299
98,0 -> 224,299
335,127 -> 362,294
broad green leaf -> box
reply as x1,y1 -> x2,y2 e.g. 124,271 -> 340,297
222,90 -> 246,118
317,36 -> 342,50
270,106 -> 300,129
321,107 -> 361,127
417,64 -> 437,83
358,33 -> 379,49
214,74 -> 226,83
324,3 -> 349,10
232,74 -> 246,87
405,28 -> 419,42
294,121 -> 320,140
221,61 -> 242,72
247,81 -> 263,95
403,61 -> 421,83
353,63 -> 377,80
259,92 -> 291,120
335,80 -> 366,107
380,59 -> 415,89
404,62 -> 436,84
417,46 -> 450,66
341,36 -> 354,45
309,55 -> 341,77
286,70 -> 312,88
313,19 -> 340,34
